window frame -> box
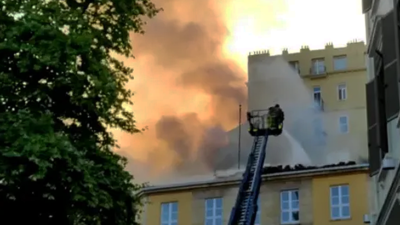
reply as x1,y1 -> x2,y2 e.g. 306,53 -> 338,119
311,58 -> 326,75
333,55 -> 348,71
330,185 -> 351,220
161,202 -> 178,225
313,86 -> 322,105
280,189 -> 300,224
338,115 -> 349,133
205,198 -> 223,225
337,83 -> 347,101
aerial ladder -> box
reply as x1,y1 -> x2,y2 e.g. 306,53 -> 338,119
227,108 -> 282,225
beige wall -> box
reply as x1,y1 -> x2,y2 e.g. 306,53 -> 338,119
142,170 -> 369,225
321,108 -> 368,161
313,172 -> 370,225
144,178 -> 313,225
305,71 -> 366,111
146,191 -> 193,225
191,178 -> 313,225
192,185 -> 238,225
247,41 -> 368,164
259,179 -> 313,225
279,42 -> 365,75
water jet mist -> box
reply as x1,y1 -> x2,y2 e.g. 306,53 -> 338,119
214,55 -> 329,169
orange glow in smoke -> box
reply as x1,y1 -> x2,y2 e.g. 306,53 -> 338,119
113,0 -> 366,181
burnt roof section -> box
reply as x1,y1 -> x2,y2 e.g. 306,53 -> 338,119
262,161 -> 356,174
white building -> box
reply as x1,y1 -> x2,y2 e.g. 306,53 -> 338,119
363,0 -> 400,224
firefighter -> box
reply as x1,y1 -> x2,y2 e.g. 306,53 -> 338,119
247,111 -> 258,136
267,104 -> 284,136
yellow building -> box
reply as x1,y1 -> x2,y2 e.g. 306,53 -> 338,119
137,42 -> 371,225
245,41 -> 368,165
139,163 -> 369,225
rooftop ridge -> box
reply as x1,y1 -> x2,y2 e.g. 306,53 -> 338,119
248,39 -> 365,56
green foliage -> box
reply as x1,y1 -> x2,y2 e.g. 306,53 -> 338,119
0,0 -> 159,224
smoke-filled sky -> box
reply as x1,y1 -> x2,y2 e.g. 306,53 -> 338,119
113,0 -> 366,182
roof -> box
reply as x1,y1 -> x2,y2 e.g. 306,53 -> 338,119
261,161 -> 357,174
141,162 -> 368,195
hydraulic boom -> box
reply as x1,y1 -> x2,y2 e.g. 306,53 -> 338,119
228,108 -> 282,225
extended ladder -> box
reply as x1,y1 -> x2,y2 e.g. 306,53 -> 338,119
227,132 -> 269,225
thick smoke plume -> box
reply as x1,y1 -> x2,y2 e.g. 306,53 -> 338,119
115,0 -> 247,180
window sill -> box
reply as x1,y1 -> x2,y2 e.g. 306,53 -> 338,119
330,217 -> 351,222
306,74 -> 328,79
330,68 -> 366,74
304,68 -> 366,77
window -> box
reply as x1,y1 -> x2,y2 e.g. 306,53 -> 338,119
311,58 -> 325,74
161,202 -> 178,225
330,185 -> 350,220
313,86 -> 322,105
339,116 -> 349,133
205,198 -> 222,225
289,61 -> 300,73
255,197 -> 261,225
334,55 -> 347,70
280,190 -> 299,224
338,84 -> 347,100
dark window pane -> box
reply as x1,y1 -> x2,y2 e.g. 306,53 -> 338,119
292,211 -> 299,221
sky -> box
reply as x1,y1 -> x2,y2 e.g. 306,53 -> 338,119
223,0 -> 366,71
114,0 -> 367,182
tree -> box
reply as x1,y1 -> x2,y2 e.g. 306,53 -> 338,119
0,0 -> 159,224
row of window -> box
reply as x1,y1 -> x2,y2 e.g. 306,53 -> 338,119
160,185 -> 350,225
313,84 -> 347,103
290,55 -> 348,75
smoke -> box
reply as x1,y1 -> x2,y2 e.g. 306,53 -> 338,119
242,56 -> 365,166
114,0 -> 365,183
245,56 -> 328,165
115,0 -> 247,181
131,0 -> 247,128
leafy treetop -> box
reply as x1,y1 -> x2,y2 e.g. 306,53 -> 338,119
0,0 -> 160,224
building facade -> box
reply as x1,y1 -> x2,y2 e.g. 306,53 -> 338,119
362,0 -> 400,225
244,42 -> 368,165
139,163 -> 369,225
